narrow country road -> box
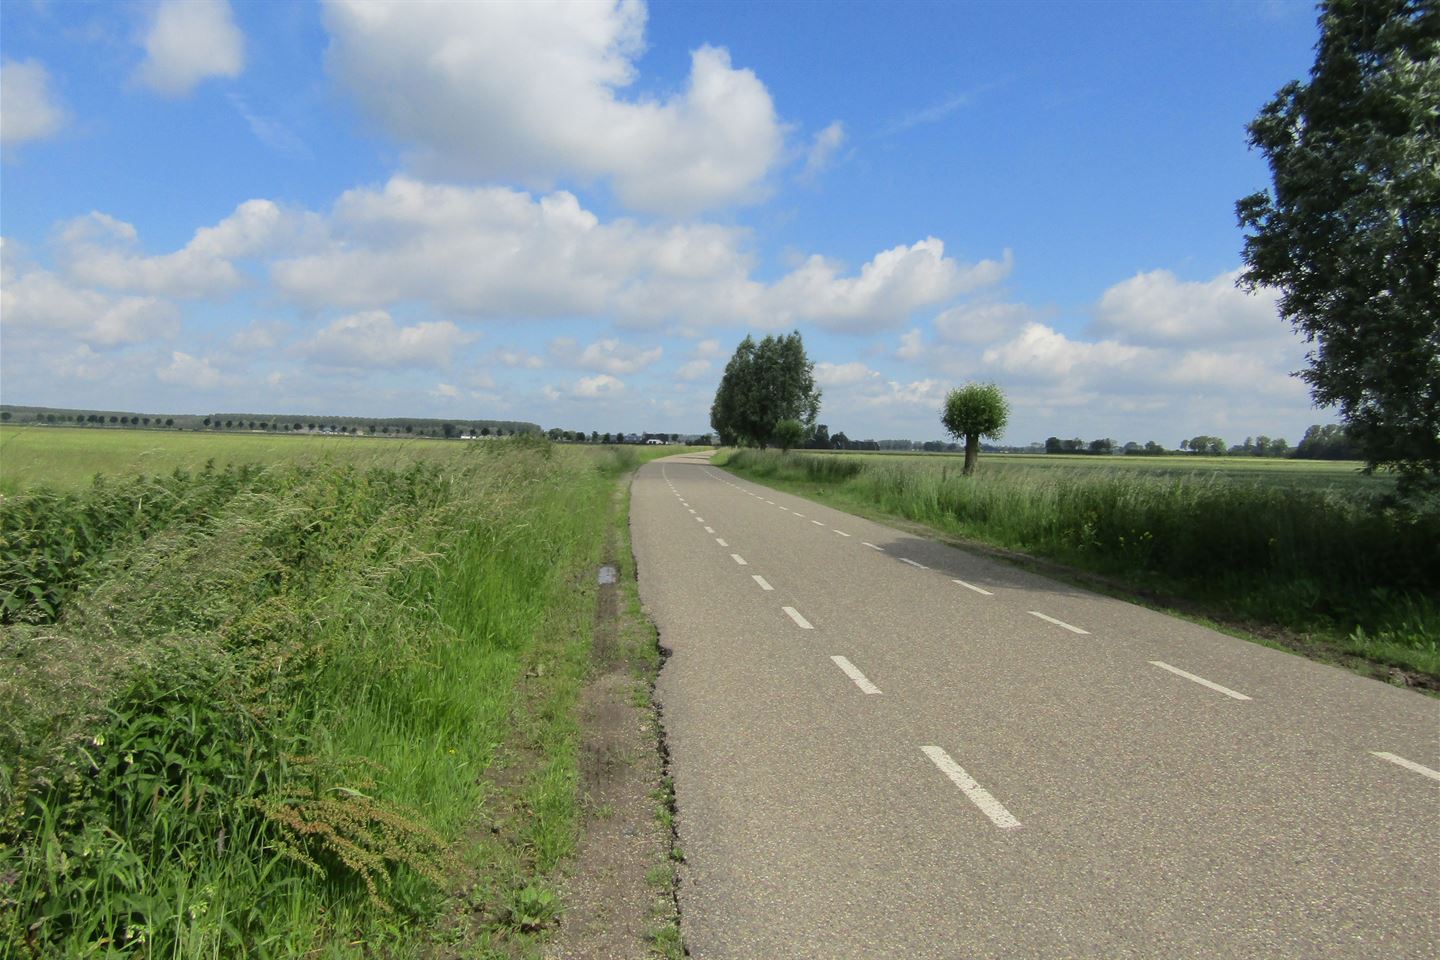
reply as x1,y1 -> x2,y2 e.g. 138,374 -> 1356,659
634,452 -> 1439,959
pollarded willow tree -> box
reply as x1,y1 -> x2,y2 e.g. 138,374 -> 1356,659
710,332 -> 821,448
1236,0 -> 1439,494
941,382 -> 1010,475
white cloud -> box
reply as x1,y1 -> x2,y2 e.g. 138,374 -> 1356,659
896,328 -> 924,360
321,0 -> 783,216
574,373 -> 625,397
0,259 -> 179,346
1092,268 -> 1283,345
156,351 -> 224,389
801,121 -> 845,181
550,336 -> 662,374
135,0 -> 245,97
982,321 -> 1149,382
492,348 -> 546,369
303,310 -> 473,369
229,320 -> 288,352
934,301 -> 1033,344
694,338 -> 723,359
676,359 -> 711,380
1,59 -> 68,147
432,382 -> 460,399
814,360 -> 879,387
56,200 -> 304,298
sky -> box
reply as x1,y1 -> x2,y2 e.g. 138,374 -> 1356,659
1,0 -> 1334,445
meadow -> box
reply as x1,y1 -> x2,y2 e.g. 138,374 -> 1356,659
1,428 -> 682,957
721,449 -> 1439,682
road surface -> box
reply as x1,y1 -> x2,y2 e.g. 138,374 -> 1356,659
635,452 -> 1439,959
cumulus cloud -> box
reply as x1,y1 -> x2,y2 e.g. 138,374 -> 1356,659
550,336 -> 662,374
302,310 -> 473,369
814,360 -> 879,387
675,360 -> 711,380
56,200 -> 308,299
321,0 -> 783,216
0,260 -> 179,346
135,0 -> 245,97
1092,268 -> 1283,345
574,373 -> 625,397
934,301 -> 1033,344
1,59 -> 68,147
156,350 -> 225,389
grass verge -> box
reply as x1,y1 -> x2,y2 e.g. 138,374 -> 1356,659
718,449 -> 1440,686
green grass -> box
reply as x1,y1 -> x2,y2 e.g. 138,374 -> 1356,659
1,433 -> 686,956
720,449 -> 1440,681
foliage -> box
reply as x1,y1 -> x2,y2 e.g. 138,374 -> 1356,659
710,332 -> 821,448
940,383 -> 1010,475
1237,0 -> 1440,494
773,419 -> 805,452
724,449 -> 1440,677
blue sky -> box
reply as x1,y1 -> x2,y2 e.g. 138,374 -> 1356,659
2,0 -> 1330,445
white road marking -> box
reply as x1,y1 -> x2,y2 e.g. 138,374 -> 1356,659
1371,752 -> 1440,782
783,606 -> 813,629
811,519 -> 825,526
1028,611 -> 1090,635
899,558 -> 928,569
695,517 -> 705,523
794,512 -> 806,518
1148,661 -> 1251,701
831,656 -> 881,695
704,526 -> 715,533
778,506 -> 790,511
687,508 -> 696,514
752,575 -> 774,591
716,538 -> 729,547
863,542 -> 884,551
921,746 -> 1021,831
730,553 -> 747,565
834,530 -> 851,537
953,579 -> 994,596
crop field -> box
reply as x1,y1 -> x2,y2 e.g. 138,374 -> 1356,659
721,449 -> 1439,681
0,431 -> 681,956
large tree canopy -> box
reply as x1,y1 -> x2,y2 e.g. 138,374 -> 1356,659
710,332 -> 821,448
941,382 -> 1009,475
1236,0 -> 1439,493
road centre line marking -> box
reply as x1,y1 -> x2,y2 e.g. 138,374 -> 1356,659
834,530 -> 851,537
900,558 -> 928,569
1028,611 -> 1090,635
811,519 -> 825,526
1370,752 -> 1440,782
695,517 -> 704,523
716,538 -> 729,547
831,656 -> 881,695
921,746 -> 1021,831
1148,661 -> 1251,701
752,575 -> 774,591
704,526 -> 715,533
793,512 -> 805,517
731,554 -> 748,565
953,579 -> 994,596
863,542 -> 884,551
778,506 -> 789,511
688,508 -> 695,513
783,606 -> 813,629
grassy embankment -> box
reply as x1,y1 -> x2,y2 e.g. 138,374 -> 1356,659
1,429 -> 684,957
720,449 -> 1440,682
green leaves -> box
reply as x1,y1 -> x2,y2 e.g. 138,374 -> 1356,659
710,331 -> 822,448
1237,0 -> 1440,495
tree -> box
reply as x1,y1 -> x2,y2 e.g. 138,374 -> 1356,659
773,419 -> 805,452
941,383 -> 1010,475
710,332 -> 821,448
1237,0 -> 1439,492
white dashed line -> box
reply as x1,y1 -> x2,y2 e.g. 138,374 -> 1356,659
782,606 -> 813,629
704,526 -> 715,534
831,656 -> 881,695
899,558 -> 928,569
1028,611 -> 1089,635
834,530 -> 851,537
1371,752 -> 1440,782
811,519 -> 824,526
730,554 -> 747,565
863,542 -> 884,551
688,508 -> 696,514
1148,661 -> 1251,701
778,506 -> 790,512
716,538 -> 729,546
793,512 -> 805,517
751,575 -> 773,591
953,579 -> 994,596
921,746 -> 1021,831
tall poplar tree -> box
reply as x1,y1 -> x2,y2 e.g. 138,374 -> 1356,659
710,332 -> 821,448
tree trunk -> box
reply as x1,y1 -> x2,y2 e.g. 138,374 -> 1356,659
963,434 -> 979,475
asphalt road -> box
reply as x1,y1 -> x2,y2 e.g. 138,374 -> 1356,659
636,452 -> 1440,959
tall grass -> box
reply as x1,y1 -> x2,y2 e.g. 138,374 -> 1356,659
724,450 -> 1440,675
1,439 -> 646,956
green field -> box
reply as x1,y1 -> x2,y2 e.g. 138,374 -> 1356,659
1,431 -> 685,957
721,449 -> 1439,683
